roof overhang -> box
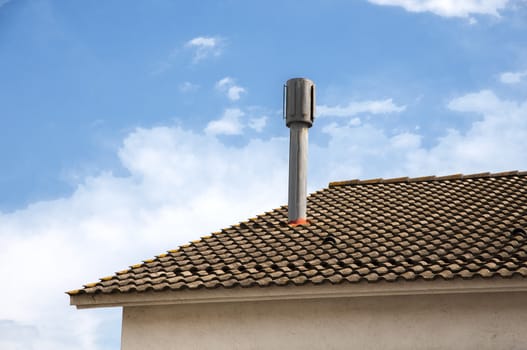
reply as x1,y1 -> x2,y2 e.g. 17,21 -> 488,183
70,277 -> 527,309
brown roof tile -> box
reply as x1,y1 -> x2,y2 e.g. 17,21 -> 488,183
69,171 -> 527,296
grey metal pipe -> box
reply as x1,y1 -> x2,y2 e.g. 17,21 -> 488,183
288,124 -> 308,223
284,78 -> 315,225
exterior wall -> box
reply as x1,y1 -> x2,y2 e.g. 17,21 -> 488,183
121,292 -> 527,350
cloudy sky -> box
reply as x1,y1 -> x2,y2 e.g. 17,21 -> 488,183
1,0 -> 527,348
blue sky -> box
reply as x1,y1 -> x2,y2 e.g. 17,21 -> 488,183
1,0 -> 527,349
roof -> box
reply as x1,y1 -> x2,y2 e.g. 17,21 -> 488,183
68,171 -> 527,296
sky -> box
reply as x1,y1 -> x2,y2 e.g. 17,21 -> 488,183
0,0 -> 526,348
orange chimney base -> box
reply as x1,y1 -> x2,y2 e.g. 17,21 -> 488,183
288,218 -> 308,226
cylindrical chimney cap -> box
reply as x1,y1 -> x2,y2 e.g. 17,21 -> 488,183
285,78 -> 315,128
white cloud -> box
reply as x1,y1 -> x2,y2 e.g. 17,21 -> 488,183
185,36 -> 223,63
205,108 -> 245,135
0,320 -> 38,350
227,86 -> 246,101
317,98 -> 406,118
151,36 -> 224,74
499,70 -> 527,84
215,76 -> 247,101
205,107 -> 268,135
248,116 -> 268,132
216,77 -> 233,88
313,89 -> 527,180
366,0 -> 510,19
313,122 -> 424,181
0,126 -> 290,350
2,87 -> 526,349
178,81 -> 199,93
349,117 -> 362,126
447,89 -> 505,114
408,89 -> 527,175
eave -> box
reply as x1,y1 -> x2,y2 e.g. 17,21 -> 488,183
70,277 -> 527,309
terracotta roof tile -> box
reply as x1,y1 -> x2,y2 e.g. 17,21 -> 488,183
68,171 -> 527,296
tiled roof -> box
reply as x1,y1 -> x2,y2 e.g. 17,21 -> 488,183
68,171 -> 527,296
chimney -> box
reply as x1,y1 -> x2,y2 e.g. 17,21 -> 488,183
284,78 -> 315,226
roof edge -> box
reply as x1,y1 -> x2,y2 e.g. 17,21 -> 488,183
70,277 -> 527,309
328,171 -> 527,188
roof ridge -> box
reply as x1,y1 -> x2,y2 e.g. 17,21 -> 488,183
328,170 -> 527,188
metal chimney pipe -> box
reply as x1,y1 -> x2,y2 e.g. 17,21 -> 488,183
285,78 -> 315,225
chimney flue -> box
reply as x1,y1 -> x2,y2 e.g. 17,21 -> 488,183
285,78 -> 315,226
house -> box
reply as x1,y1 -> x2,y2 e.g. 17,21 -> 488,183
68,79 -> 527,349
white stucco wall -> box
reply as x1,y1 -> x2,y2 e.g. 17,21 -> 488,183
121,292 -> 527,350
